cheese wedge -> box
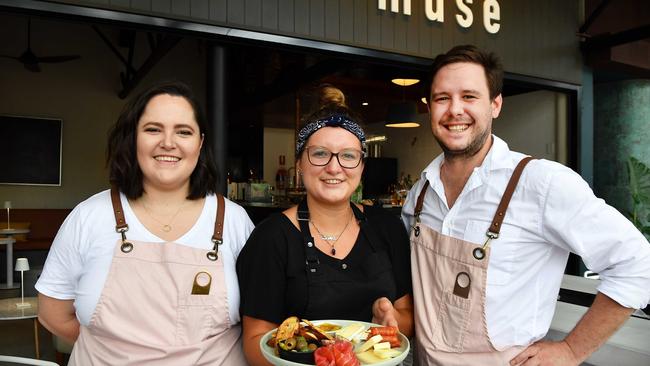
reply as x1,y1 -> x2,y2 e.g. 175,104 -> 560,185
335,323 -> 365,341
372,342 -> 391,351
355,334 -> 383,353
355,350 -> 385,364
373,348 -> 402,359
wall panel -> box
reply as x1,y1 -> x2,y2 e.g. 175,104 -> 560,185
49,0 -> 582,84
339,0 -> 353,43
245,0 -> 262,27
191,0 -> 210,20
278,0 -> 295,33
209,0 -> 227,22
262,0 -> 279,29
324,0 -> 339,40
171,0 -> 191,17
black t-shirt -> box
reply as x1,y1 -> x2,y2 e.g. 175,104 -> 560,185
237,205 -> 412,324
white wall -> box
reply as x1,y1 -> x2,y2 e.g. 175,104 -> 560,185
495,90 -> 566,163
0,14 -> 206,208
262,128 -> 295,186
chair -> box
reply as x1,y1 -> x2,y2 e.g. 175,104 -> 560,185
0,355 -> 59,366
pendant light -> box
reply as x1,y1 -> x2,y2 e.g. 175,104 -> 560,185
386,79 -> 421,128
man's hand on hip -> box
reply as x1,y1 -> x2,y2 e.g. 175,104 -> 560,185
510,340 -> 579,366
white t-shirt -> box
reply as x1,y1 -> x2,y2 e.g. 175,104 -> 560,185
36,189 -> 254,326
402,135 -> 650,349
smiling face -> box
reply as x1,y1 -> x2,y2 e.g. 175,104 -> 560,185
136,94 -> 203,193
429,62 -> 502,160
298,127 -> 364,206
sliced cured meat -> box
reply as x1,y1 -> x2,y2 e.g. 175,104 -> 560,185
314,340 -> 360,366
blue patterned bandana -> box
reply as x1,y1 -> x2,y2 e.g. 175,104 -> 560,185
296,114 -> 366,155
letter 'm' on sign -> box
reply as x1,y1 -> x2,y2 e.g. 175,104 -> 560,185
425,0 -> 444,22
483,0 -> 501,33
455,0 -> 473,28
378,0 -> 412,15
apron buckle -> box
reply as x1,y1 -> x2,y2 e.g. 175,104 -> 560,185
207,239 -> 222,261
120,242 -> 134,253
117,226 -> 133,253
474,231 -> 498,260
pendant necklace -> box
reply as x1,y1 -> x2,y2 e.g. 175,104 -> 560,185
310,210 -> 353,255
140,199 -> 187,233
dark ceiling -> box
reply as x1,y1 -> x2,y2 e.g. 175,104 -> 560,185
582,0 -> 650,82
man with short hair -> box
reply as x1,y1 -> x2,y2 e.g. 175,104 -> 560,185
402,44 -> 650,365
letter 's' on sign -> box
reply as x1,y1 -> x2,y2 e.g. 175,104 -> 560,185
379,0 -> 501,34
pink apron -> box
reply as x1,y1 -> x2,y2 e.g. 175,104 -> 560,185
68,189 -> 246,365
411,157 -> 533,365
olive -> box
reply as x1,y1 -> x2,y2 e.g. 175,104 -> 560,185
284,337 -> 297,350
296,336 -> 308,352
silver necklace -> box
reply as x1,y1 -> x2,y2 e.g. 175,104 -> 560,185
310,210 -> 353,255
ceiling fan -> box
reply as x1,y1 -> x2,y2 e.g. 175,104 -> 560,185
0,18 -> 81,72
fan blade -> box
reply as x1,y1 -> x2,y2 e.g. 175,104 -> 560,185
0,55 -> 21,60
24,62 -> 41,72
37,55 -> 81,63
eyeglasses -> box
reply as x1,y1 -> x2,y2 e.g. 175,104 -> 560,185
305,146 -> 365,169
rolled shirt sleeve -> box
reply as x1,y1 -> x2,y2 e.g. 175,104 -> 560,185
541,167 -> 650,309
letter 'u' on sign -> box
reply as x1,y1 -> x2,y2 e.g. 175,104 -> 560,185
484,0 -> 501,33
425,0 -> 444,22
378,0 -> 412,16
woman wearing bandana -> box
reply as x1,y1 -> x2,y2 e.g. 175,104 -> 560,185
237,85 -> 414,365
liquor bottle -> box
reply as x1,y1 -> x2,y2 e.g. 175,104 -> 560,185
275,155 -> 288,195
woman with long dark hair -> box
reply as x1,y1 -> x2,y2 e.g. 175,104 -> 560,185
37,81 -> 253,365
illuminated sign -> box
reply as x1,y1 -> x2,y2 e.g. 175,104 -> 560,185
378,0 -> 501,34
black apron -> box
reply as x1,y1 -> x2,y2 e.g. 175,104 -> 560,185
296,199 -> 397,321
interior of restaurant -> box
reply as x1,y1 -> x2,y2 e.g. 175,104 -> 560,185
0,10 -> 574,209
0,7 -> 579,282
0,9 -> 574,361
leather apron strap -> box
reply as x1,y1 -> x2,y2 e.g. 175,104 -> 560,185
110,185 -> 128,232
413,156 -> 534,234
297,198 -> 320,274
108,188 -> 227,260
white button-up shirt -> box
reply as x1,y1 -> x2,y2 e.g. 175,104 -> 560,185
402,135 -> 650,349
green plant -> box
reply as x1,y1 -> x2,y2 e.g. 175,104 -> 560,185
626,156 -> 650,239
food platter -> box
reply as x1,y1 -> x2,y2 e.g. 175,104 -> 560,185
259,319 -> 410,366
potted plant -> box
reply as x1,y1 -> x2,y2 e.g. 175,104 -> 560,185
626,156 -> 650,241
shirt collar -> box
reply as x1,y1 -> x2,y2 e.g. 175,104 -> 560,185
484,135 -> 513,172
420,134 -> 514,183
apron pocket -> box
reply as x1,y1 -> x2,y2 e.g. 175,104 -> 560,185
177,294 -> 227,344
436,292 -> 471,352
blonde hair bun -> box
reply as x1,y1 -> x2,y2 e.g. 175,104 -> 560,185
319,85 -> 347,109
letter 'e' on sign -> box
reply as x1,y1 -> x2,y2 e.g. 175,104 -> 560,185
483,0 -> 500,34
